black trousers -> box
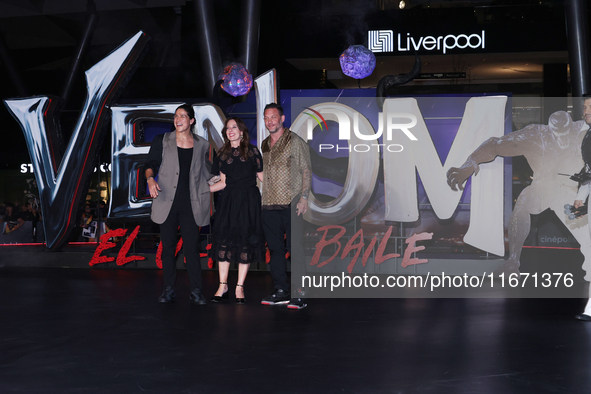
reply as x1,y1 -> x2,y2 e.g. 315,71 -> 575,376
261,197 -> 305,295
160,202 -> 202,291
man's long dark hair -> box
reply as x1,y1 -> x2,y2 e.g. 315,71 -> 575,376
219,117 -> 251,160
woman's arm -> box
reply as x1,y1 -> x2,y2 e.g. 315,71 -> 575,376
145,134 -> 164,198
8,218 -> 25,233
575,182 -> 591,208
209,172 -> 227,192
145,168 -> 161,198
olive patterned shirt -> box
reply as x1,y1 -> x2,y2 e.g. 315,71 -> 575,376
261,128 -> 311,209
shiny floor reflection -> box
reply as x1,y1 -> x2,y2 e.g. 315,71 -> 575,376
0,266 -> 590,393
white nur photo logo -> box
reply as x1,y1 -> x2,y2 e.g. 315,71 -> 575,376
293,104 -> 418,153
369,30 -> 485,54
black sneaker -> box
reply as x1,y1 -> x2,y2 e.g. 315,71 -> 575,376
189,288 -> 207,305
158,286 -> 176,303
287,298 -> 307,310
261,289 -> 290,305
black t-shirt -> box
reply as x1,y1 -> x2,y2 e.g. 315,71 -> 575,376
144,133 -> 194,206
3,211 -> 19,223
173,147 -> 193,205
18,210 -> 35,221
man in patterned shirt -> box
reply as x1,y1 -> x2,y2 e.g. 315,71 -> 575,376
260,103 -> 311,309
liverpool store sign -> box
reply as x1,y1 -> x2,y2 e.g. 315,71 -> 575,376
368,30 -> 486,54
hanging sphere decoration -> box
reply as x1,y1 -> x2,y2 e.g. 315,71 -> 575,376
218,63 -> 253,97
339,45 -> 376,79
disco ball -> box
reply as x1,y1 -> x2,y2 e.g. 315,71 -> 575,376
218,63 -> 253,97
339,45 -> 376,79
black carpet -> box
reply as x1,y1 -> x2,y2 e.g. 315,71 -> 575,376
0,264 -> 590,393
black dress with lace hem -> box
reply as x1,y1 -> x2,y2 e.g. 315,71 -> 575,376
209,144 -> 265,264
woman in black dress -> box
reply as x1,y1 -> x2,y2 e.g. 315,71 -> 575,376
209,117 -> 265,303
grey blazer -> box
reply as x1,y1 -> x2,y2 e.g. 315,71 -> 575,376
150,131 -> 213,226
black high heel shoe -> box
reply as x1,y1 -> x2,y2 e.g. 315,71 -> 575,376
236,284 -> 245,304
211,282 -> 229,302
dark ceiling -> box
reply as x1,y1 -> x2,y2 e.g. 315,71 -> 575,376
0,0 -> 572,169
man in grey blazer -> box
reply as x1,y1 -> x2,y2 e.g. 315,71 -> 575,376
145,104 -> 213,305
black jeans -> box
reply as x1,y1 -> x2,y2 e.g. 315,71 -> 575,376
261,197 -> 305,295
160,202 -> 202,291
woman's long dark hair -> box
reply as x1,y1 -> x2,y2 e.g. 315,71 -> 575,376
220,117 -> 251,160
